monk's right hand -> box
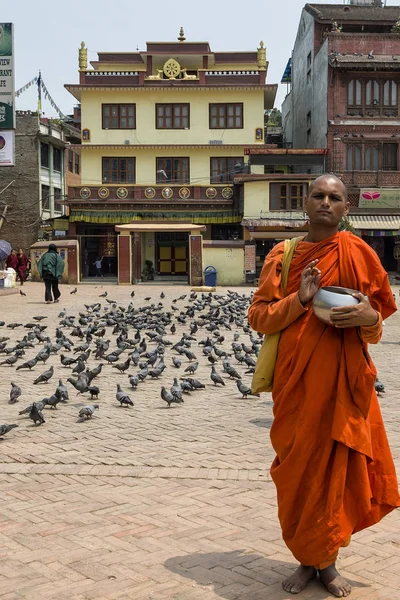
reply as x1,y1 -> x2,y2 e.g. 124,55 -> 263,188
298,260 -> 321,305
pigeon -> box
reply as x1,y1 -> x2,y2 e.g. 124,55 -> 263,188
99,291 -> 107,298
67,377 -> 89,395
60,354 -> 78,367
88,386 -> 100,399
116,384 -> 134,407
55,380 -> 69,402
236,380 -> 260,399
172,357 -> 181,368
130,290 -> 135,297
29,402 -> 45,425
161,386 -> 183,407
72,359 -> 85,375
129,375 -> 139,389
19,399 -> 47,416
171,377 -> 184,402
184,361 -> 198,374
375,378 -> 385,396
16,357 -> 38,370
0,424 -> 18,437
33,366 -> 54,384
20,289 -> 26,297
112,358 -> 131,373
181,377 -> 205,390
70,287 -> 78,294
45,394 -> 62,409
33,316 -> 47,321
9,382 -> 22,403
0,355 -> 19,366
79,404 -> 99,419
210,366 -> 225,386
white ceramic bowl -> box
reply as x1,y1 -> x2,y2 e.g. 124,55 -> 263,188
312,286 -> 360,325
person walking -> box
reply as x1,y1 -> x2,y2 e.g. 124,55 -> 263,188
37,244 -> 65,304
248,174 -> 399,598
17,248 -> 29,285
93,256 -> 104,277
6,249 -> 18,271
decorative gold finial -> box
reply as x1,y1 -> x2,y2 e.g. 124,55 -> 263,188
178,27 -> 186,42
79,41 -> 88,70
257,41 -> 266,70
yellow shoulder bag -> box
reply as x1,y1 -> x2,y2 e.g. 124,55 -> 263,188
251,236 -> 303,394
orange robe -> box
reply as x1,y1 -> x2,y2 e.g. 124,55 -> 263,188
248,231 -> 400,567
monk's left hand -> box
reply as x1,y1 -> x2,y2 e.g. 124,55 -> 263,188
330,292 -> 379,328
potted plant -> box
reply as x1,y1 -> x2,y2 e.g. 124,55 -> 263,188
141,260 -> 155,281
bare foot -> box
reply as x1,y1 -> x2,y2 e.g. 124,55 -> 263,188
282,564 -> 317,594
319,564 -> 351,597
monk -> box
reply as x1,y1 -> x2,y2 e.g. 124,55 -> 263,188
248,174 -> 399,598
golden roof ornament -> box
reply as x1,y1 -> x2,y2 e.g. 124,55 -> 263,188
178,27 -> 186,42
257,40 -> 267,70
79,41 -> 88,70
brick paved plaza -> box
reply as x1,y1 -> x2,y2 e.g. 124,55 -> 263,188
0,282 -> 399,600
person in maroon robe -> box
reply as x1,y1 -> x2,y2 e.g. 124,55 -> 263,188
17,248 -> 29,285
6,249 -> 18,271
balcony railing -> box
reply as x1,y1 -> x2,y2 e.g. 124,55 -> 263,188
341,171 -> 400,187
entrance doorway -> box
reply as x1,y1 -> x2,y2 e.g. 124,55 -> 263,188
156,232 -> 188,278
77,225 -> 118,280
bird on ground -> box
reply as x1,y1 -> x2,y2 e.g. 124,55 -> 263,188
55,380 -> 69,402
171,377 -> 184,402
130,290 -> 135,298
33,316 -> 47,321
19,399 -> 47,416
70,288 -> 78,294
184,350 -> 197,361
45,394 -> 62,409
160,292 -> 165,299
29,402 -> 45,425
170,324 -> 176,334
172,357 -> 181,368
375,378 -> 385,396
7,323 -> 23,329
225,365 -> 241,380
20,289 -> 26,297
0,424 -> 18,437
33,366 -> 54,384
79,404 -> 99,419
116,384 -> 134,407
60,354 -> 78,368
16,357 -> 38,371
72,359 -> 85,375
9,382 -> 22,403
184,361 -> 198,374
0,355 -> 19,366
236,380 -> 260,399
99,291 -> 108,298
67,377 -> 89,395
129,375 -> 139,389
181,377 -> 205,390
112,358 -> 131,373
210,366 -> 225,386
88,386 -> 100,399
161,386 -> 183,407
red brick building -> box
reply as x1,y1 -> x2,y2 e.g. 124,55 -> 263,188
282,1 -> 400,270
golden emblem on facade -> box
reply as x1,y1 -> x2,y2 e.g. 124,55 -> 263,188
144,187 -> 156,199
179,187 -> 191,199
79,187 -> 91,199
98,187 -> 109,199
116,187 -> 128,199
206,187 -> 218,199
222,187 -> 233,199
162,187 -> 173,199
163,58 -> 181,79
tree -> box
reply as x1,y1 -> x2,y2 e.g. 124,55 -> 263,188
265,108 -> 282,127
338,215 -> 360,236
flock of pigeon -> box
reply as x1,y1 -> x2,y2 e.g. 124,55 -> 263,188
0,288 -> 263,439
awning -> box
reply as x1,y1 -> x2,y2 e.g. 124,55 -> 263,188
242,218 -> 307,227
348,215 -> 400,230
248,231 -> 305,240
116,223 -> 206,233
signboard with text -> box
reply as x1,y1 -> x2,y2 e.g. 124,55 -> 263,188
359,188 -> 400,209
0,130 -> 14,165
0,23 -> 14,130
245,243 -> 256,274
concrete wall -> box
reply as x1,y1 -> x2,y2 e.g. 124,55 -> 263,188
0,112 -> 41,250
290,9 -> 328,149
203,244 -> 245,285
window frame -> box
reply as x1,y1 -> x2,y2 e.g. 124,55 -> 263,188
345,142 -> 398,171
210,157 -> 243,184
102,157 -> 136,184
269,182 -> 308,211
156,103 -> 190,129
53,147 -> 62,172
347,78 -> 398,116
74,153 -> 80,175
209,103 -> 244,129
156,157 -> 190,184
40,142 -> 50,168
102,104 -> 136,129
68,149 -> 73,172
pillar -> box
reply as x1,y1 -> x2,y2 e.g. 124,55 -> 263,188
189,234 -> 203,286
117,233 -> 132,285
133,232 -> 141,282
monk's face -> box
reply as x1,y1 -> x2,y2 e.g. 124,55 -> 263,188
305,176 -> 349,228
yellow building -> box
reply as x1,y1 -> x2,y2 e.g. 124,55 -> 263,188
65,32 -> 277,284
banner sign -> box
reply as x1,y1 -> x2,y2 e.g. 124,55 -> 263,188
245,243 -> 256,274
0,130 -> 14,165
0,23 -> 14,130
359,188 -> 400,209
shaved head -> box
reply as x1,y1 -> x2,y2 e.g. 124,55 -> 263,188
308,174 -> 348,201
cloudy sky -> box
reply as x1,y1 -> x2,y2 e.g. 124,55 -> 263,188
3,0 -> 400,117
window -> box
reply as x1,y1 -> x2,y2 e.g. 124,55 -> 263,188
156,104 -> 189,129
41,143 -> 49,168
383,143 -> 398,171
102,104 -> 136,129
307,52 -> 312,83
347,79 -> 398,116
53,188 -> 62,201
102,158 -> 136,183
53,147 -> 62,172
306,112 -> 311,144
364,146 -> 379,171
68,149 -> 73,172
209,103 -> 243,129
346,145 -> 362,170
270,183 -> 307,211
74,153 -> 80,175
41,184 -> 50,208
156,158 -> 189,184
210,157 -> 243,184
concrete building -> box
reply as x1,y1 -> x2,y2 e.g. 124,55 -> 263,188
64,33 -> 277,284
282,1 -> 400,270
0,111 -> 68,250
